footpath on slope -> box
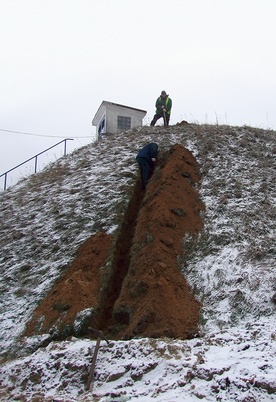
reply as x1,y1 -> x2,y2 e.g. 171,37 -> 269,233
25,144 -> 204,341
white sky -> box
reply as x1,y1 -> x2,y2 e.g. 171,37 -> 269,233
1,0 -> 276,178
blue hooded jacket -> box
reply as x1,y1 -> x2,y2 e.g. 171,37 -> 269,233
136,143 -> 158,164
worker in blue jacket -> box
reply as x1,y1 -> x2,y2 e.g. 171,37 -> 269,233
136,143 -> 159,190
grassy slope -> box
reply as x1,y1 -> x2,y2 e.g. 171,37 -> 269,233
0,124 -> 275,356
0,123 -> 275,401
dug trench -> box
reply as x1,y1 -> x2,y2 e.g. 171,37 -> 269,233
24,144 -> 205,342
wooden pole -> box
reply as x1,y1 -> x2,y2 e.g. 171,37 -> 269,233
86,337 -> 101,392
86,327 -> 110,392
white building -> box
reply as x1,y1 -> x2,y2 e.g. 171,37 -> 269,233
92,101 -> 147,138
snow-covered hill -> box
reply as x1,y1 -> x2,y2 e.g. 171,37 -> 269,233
0,124 -> 275,401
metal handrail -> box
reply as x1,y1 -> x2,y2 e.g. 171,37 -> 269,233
0,138 -> 74,191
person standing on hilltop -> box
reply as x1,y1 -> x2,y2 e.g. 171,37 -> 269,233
150,90 -> 172,127
136,143 -> 159,190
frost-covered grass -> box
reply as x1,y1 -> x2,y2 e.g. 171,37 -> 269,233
0,124 -> 275,401
181,125 -> 275,330
0,320 -> 275,401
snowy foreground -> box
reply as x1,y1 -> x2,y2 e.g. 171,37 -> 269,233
0,124 -> 275,401
0,320 -> 275,401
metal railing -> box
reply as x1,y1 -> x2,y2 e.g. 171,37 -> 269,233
0,138 -> 74,191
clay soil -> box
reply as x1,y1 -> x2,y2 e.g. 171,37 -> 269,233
25,144 -> 205,341
25,232 -> 113,337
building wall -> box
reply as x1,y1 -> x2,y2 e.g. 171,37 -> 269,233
106,104 -> 145,133
97,108 -> 107,136
93,101 -> 146,139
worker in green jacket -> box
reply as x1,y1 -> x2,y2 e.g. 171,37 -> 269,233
150,90 -> 172,127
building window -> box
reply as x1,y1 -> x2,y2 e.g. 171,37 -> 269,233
117,116 -> 131,130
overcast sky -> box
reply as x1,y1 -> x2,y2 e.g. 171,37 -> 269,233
1,0 -> 275,185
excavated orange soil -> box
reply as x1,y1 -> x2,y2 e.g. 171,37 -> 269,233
25,232 -> 112,336
25,144 -> 205,341
109,144 -> 205,339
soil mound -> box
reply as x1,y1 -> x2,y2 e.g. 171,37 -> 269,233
25,232 -> 112,336
25,144 -> 204,341
109,144 -> 204,339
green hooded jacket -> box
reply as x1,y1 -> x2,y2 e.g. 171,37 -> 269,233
155,95 -> 172,115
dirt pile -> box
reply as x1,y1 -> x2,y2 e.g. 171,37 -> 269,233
110,144 -> 204,339
25,144 -> 204,341
25,232 -> 112,336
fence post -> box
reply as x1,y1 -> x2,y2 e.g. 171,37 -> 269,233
34,156 -> 38,174
4,173 -> 7,191
64,139 -> 67,156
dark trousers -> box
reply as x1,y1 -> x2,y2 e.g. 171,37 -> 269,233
150,112 -> 170,127
136,157 -> 151,189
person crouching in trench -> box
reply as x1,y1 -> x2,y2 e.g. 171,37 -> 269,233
136,143 -> 159,190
